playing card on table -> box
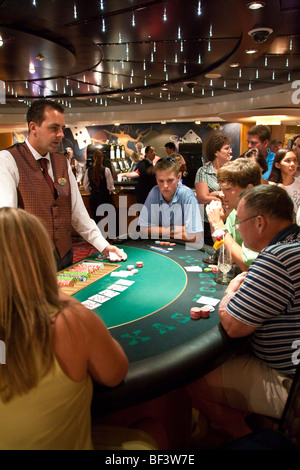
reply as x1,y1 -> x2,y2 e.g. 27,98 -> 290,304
115,279 -> 135,286
81,300 -> 101,310
109,284 -> 128,292
98,289 -> 120,298
89,294 -> 110,303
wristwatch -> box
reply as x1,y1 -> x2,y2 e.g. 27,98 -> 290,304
215,227 -> 229,237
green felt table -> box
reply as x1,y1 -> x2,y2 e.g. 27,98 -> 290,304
72,238 -> 242,413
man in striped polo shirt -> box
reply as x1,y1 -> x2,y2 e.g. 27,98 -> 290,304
188,185 -> 300,440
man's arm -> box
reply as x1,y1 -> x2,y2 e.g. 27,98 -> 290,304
0,150 -> 19,207
69,166 -> 126,260
218,272 -> 256,338
206,200 -> 250,271
118,171 -> 139,179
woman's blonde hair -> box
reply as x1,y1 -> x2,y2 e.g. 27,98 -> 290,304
130,151 -> 142,163
0,207 -> 63,402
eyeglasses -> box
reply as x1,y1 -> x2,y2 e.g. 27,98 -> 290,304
233,214 -> 260,230
157,157 -> 175,163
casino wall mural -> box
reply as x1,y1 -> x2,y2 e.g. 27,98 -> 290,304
13,121 -> 241,164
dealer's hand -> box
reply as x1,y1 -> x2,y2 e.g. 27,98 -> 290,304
102,245 -> 127,262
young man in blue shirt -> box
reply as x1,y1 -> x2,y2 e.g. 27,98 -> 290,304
138,158 -> 203,245
247,124 -> 276,180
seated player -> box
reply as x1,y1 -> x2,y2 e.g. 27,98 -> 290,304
138,158 -> 203,245
187,185 -> 300,441
206,158 -> 261,271
0,207 -> 157,450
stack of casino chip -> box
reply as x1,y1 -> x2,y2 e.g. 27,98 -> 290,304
68,265 -> 93,278
70,263 -> 99,273
61,271 -> 88,282
190,307 -> 201,320
57,277 -> 75,288
190,305 -> 211,320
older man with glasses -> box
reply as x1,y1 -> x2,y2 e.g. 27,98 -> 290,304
187,184 -> 300,442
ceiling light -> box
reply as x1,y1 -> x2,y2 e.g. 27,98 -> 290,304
195,120 -> 201,125
230,63 -> 239,68
29,63 -> 35,74
161,121 -> 166,124
255,116 -> 281,125
0,36 -> 3,47
247,2 -> 265,9
205,73 -> 221,79
245,49 -> 258,54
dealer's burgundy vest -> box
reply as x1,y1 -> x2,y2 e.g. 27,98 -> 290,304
9,142 -> 72,259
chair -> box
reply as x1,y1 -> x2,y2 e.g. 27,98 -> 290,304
222,363 -> 300,450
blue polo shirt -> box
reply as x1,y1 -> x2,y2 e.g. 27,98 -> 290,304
138,184 -> 203,234
262,149 -> 276,180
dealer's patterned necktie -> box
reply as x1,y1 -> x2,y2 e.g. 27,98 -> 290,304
39,158 -> 56,198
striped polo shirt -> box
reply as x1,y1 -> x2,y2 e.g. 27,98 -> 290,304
227,224 -> 300,377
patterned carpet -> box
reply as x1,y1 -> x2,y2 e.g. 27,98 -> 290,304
72,237 -> 98,263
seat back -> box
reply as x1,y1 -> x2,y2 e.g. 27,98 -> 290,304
279,363 -> 300,448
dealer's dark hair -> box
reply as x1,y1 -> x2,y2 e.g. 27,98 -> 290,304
240,184 -> 295,222
27,99 -> 64,128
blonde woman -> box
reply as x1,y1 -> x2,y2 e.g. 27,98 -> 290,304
0,207 -> 129,450
129,151 -> 143,172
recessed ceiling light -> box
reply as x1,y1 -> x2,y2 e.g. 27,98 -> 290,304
245,49 -> 258,54
205,73 -> 221,79
230,63 -> 239,68
247,2 -> 265,9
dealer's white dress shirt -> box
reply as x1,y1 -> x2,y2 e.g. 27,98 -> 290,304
0,139 -> 109,253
